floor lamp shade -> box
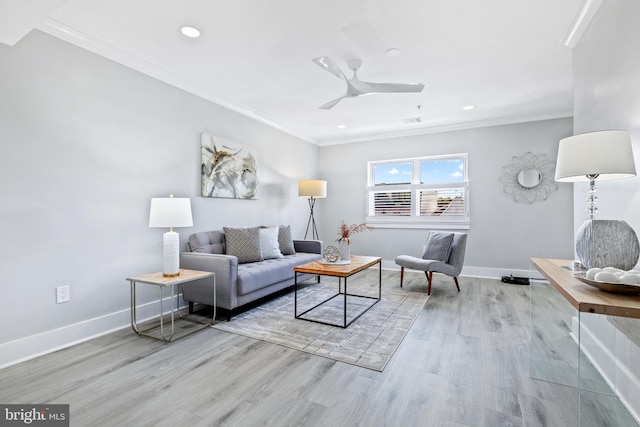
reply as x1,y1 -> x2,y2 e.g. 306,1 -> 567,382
298,180 -> 327,198
149,196 -> 193,277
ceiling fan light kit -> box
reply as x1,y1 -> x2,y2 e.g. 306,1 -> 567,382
312,56 -> 425,110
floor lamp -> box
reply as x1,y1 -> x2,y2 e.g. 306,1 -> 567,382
299,180 -> 327,240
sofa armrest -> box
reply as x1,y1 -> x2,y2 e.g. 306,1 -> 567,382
294,239 -> 323,255
179,252 -> 239,310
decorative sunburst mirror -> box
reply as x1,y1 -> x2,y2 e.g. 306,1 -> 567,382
499,152 -> 558,204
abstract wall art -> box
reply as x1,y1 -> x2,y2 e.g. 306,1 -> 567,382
200,132 -> 259,199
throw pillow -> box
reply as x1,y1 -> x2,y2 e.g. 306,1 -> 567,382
422,232 -> 454,262
278,225 -> 296,255
260,226 -> 284,259
223,227 -> 263,263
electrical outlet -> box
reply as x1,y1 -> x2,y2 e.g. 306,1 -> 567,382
56,285 -> 70,304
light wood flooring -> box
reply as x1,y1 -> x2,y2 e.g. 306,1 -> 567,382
1,270 -> 637,426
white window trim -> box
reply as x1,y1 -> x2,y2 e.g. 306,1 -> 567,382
366,154 -> 470,230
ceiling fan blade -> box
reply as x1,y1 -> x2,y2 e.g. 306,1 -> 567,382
312,57 -> 348,82
318,96 -> 345,110
360,81 -> 425,94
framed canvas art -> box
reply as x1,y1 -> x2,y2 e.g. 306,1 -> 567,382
200,132 -> 259,199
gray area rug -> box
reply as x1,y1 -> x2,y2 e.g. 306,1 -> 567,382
214,271 -> 429,371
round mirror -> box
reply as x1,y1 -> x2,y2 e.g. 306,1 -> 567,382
517,168 -> 542,188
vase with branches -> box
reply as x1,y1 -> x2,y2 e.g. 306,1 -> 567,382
337,221 -> 372,260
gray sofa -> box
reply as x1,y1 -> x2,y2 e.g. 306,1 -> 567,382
179,227 -> 323,319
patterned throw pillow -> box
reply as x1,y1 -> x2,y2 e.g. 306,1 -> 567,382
278,225 -> 296,255
260,226 -> 284,259
422,232 -> 454,262
223,227 -> 263,263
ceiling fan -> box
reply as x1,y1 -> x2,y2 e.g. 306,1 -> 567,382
312,56 -> 425,110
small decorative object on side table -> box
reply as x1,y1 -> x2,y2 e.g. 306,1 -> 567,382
126,269 -> 215,342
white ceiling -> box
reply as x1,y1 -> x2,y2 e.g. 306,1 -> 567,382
1,0 -> 588,145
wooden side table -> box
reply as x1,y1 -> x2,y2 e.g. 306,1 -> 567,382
126,269 -> 215,342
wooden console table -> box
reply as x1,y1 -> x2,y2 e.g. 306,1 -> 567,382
531,258 -> 640,318
530,258 -> 640,426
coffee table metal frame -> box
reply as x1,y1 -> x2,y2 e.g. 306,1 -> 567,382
294,255 -> 382,328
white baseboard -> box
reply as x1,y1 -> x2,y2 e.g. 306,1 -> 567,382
380,261 -> 541,281
0,296 -> 184,369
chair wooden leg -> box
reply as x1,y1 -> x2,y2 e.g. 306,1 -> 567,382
453,276 -> 460,292
427,271 -> 433,295
399,267 -> 404,287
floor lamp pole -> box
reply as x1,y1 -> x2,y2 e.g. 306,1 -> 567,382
304,197 -> 319,240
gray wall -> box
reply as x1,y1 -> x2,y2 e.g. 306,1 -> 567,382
317,118 -> 575,275
570,0 -> 640,415
0,31 -> 318,363
572,0 -> 640,237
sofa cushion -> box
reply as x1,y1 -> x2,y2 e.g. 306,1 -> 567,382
422,232 -> 454,262
188,230 -> 225,254
223,227 -> 263,263
260,226 -> 284,259
236,252 -> 323,295
278,225 -> 296,255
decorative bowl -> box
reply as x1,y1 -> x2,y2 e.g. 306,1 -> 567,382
576,277 -> 640,295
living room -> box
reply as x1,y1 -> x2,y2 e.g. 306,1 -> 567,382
1,0 -> 640,426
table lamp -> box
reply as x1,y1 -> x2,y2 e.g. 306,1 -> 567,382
149,195 -> 193,277
298,180 -> 327,240
555,130 -> 638,269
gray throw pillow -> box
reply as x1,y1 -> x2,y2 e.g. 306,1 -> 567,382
422,232 -> 454,262
278,225 -> 296,255
223,227 -> 263,263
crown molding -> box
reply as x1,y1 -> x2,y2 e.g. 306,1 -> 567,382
37,18 -> 571,148
560,0 -> 604,48
314,112 -> 574,146
37,19 -> 315,144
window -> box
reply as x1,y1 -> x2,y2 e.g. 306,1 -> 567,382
366,154 -> 469,229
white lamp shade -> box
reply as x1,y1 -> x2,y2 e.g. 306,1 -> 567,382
298,180 -> 327,198
555,130 -> 636,182
149,197 -> 193,228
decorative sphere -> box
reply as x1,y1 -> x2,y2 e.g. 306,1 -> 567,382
324,246 -> 340,262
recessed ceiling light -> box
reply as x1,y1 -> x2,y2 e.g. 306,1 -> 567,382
337,124 -> 347,129
385,48 -> 401,57
462,105 -> 475,111
180,26 -> 201,38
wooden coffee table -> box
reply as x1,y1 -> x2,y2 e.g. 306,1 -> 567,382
293,255 -> 382,328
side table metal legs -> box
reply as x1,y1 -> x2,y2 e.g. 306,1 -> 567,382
130,281 -> 176,343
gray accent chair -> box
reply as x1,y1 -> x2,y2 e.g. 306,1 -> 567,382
395,232 -> 467,295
